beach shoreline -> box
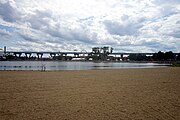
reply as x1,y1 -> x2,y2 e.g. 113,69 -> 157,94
0,68 -> 180,120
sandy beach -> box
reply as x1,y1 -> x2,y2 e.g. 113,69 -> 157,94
0,68 -> 180,120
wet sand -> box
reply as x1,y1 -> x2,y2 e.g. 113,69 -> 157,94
0,68 -> 180,120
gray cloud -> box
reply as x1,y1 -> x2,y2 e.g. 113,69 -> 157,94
27,10 -> 52,30
169,29 -> 180,38
0,29 -> 11,36
19,34 -> 43,44
22,9 -> 96,45
104,18 -> 144,36
136,40 -> 162,48
0,1 -> 21,22
153,0 -> 180,5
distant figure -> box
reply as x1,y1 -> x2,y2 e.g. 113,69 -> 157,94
41,64 -> 46,71
44,66 -> 46,71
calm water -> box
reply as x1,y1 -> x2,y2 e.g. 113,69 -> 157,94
0,61 -> 170,71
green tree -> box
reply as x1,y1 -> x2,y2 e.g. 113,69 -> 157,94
164,51 -> 174,60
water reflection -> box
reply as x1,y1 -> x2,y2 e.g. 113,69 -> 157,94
0,61 -> 170,71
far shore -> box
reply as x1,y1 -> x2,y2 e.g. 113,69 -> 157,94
0,68 -> 180,120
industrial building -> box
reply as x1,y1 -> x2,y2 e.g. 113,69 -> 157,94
0,48 -> 4,57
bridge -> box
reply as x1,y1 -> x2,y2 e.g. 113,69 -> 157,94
2,45 -> 179,61
4,51 -> 156,56
4,51 -> 91,59
4,51 -> 157,60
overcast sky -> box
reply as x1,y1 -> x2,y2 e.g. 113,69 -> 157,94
0,0 -> 180,52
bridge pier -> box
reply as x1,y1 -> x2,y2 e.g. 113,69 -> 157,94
37,53 -> 43,59
50,53 -> 56,57
61,53 -> 67,56
14,52 -> 22,58
74,53 -> 79,58
50,53 -> 56,60
60,53 -> 67,60
121,54 -> 124,60
25,53 -> 32,58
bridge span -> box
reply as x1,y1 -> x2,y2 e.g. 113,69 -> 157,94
4,51 -> 156,59
5,51 -> 155,56
3,50 -> 179,61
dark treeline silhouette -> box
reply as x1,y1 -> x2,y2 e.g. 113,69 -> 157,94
128,54 -> 150,61
152,51 -> 177,61
128,51 -> 179,61
177,53 -> 180,61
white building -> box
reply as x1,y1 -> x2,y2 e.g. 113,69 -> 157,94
0,49 -> 4,57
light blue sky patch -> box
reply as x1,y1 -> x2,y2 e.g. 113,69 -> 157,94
0,24 -> 16,32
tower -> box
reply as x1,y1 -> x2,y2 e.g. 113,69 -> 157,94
4,46 -> 6,53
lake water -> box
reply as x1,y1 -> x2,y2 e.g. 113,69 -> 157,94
0,61 -> 170,71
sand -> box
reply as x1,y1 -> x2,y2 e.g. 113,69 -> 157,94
0,68 -> 180,120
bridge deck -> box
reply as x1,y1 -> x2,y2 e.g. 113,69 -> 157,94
4,51 -> 179,55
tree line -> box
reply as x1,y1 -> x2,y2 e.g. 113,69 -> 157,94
129,51 -> 180,61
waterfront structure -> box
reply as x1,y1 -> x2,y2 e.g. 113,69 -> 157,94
2,46 -> 179,61
0,47 -> 6,60
0,48 -> 3,57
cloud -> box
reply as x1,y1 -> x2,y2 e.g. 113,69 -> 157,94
169,30 -> 180,38
0,0 -> 180,52
160,14 -> 180,38
153,0 -> 180,5
0,29 -> 11,36
0,0 -> 22,22
104,17 -> 144,36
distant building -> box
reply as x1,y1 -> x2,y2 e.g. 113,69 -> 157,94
4,46 -> 6,53
0,48 -> 4,57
